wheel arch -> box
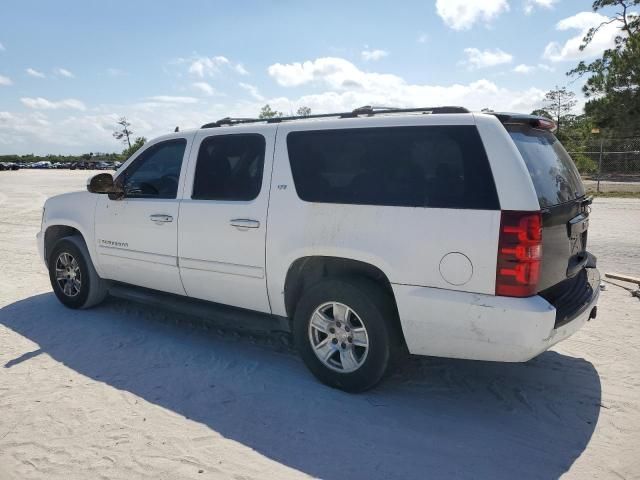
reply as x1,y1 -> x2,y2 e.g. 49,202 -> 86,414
44,223 -> 87,266
283,257 -> 404,346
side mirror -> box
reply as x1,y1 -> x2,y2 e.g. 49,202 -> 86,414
87,173 -> 124,199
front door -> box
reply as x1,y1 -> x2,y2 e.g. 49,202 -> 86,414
178,128 -> 275,313
94,137 -> 191,295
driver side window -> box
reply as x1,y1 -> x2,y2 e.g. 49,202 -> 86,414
120,139 -> 187,199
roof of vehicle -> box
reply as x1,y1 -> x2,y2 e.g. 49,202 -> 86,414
161,107 -> 552,140
195,106 -> 553,131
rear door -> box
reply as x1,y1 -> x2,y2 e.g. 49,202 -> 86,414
177,127 -> 275,313
506,125 -> 590,291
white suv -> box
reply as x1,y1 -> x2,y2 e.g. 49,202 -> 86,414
37,106 -> 600,392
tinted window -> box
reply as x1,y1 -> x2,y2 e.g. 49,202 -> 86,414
286,126 -> 499,209
121,139 -> 186,199
507,126 -> 585,208
192,134 -> 265,201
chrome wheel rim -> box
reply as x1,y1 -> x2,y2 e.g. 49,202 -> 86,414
55,252 -> 82,297
308,302 -> 369,373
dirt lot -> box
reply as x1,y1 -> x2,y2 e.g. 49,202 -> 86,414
584,179 -> 640,194
1,170 -> 639,480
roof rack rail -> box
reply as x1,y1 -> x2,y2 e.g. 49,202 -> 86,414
201,117 -> 256,128
200,105 -> 469,128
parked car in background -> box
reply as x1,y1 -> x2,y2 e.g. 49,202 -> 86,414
5,162 -> 24,170
31,161 -> 53,169
95,161 -> 113,170
37,106 -> 600,392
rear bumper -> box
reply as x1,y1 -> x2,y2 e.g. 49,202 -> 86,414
392,268 -> 600,362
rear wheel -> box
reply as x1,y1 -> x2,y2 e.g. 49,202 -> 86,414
48,236 -> 108,309
293,278 -> 399,392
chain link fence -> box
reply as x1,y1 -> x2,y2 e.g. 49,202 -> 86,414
567,136 -> 640,180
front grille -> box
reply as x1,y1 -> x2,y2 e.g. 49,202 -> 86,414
539,268 -> 598,328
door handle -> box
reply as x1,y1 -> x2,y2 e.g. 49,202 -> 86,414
230,219 -> 260,229
150,214 -> 173,223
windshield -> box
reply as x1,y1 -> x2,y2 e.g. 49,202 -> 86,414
507,125 -> 585,208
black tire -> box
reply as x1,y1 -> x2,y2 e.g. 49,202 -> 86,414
48,236 -> 108,309
293,277 -> 400,392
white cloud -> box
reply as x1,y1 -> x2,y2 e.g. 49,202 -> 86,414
265,56 -> 546,115
463,48 -> 513,69
537,63 -> 554,71
0,111 -> 118,152
0,74 -> 12,86
513,63 -> 555,74
188,56 -> 229,77
146,96 -> 198,104
513,64 -> 534,74
239,82 -> 264,101
181,55 -> 249,78
361,48 -> 389,61
417,33 -> 429,44
21,97 -> 86,110
0,111 -> 52,149
54,67 -> 75,78
268,57 -> 400,90
192,81 -> 216,96
26,68 -> 46,78
436,0 -> 509,30
524,0 -> 557,15
234,63 -> 249,75
543,11 -> 623,62
182,55 -> 249,78
0,42 -> 5,51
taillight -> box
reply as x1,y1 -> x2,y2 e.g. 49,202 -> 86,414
496,210 -> 542,297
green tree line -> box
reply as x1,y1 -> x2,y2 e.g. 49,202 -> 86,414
527,1 -> 640,173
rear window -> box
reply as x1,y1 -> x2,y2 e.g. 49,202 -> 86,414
507,126 -> 585,208
286,126 -> 499,210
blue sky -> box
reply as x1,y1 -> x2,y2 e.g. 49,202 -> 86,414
0,0 -> 626,154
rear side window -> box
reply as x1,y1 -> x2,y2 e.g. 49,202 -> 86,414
507,126 -> 585,208
192,134 -> 265,201
286,126 -> 499,209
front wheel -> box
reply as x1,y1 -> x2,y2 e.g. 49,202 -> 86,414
293,278 -> 400,392
48,236 -> 108,309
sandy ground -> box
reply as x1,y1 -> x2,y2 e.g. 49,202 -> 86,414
1,170 -> 639,480
583,179 -> 640,194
